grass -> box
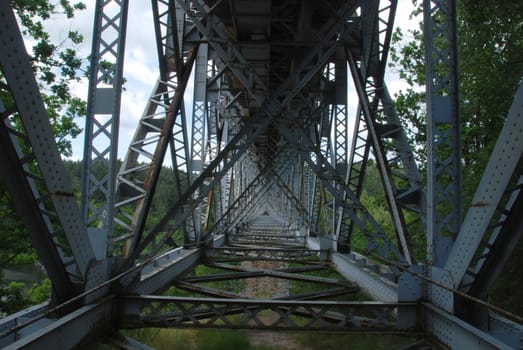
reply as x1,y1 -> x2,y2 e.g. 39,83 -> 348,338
295,333 -> 420,350
116,328 -> 284,350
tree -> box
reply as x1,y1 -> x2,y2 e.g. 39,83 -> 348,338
456,0 -> 523,198
390,0 -> 523,204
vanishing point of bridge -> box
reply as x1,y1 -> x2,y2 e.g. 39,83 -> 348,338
0,0 -> 522,349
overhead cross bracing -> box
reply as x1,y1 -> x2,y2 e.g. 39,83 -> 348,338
0,0 -> 522,349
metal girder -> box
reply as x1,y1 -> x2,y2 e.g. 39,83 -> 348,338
3,1 -> 523,349
126,248 -> 202,294
3,297 -> 113,350
342,101 -> 372,248
307,238 -> 398,302
174,257 -> 359,301
342,0 -> 423,265
81,0 -> 129,257
380,86 -> 425,215
119,295 -> 417,333
0,2 -> 95,284
424,0 -> 461,267
207,247 -> 318,262
190,43 -> 209,239
181,266 -> 346,287
218,174 -> 271,231
127,0 -> 363,260
129,117 -> 270,259
348,51 -> 412,264
174,280 -> 250,299
113,1 -> 197,257
214,148 -> 309,234
175,0 -> 268,108
422,303 -> 513,350
332,48 -> 351,248
317,104 -> 337,234
270,167 -> 310,226
278,120 -> 406,263
444,81 -> 523,288
230,233 -> 300,245
341,0 -> 408,253
157,0 -> 195,243
0,303 -> 49,347
121,49 -> 197,256
465,179 -> 523,299
332,49 -> 349,169
114,77 -> 191,254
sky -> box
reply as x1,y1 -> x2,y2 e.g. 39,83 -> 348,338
39,0 -> 420,162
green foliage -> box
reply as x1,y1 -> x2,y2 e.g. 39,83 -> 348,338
28,278 -> 51,305
120,328 -> 283,350
456,0 -> 523,204
295,333 -> 417,350
121,327 -> 419,350
148,166 -> 187,227
198,330 -> 250,350
4,0 -> 87,157
0,281 -> 28,315
0,185 -> 36,266
0,278 -> 50,316
490,238 -> 523,317
120,328 -> 197,350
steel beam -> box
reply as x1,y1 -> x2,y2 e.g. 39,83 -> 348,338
81,0 -> 129,257
347,50 -> 412,264
466,179 -> 523,299
119,295 -> 417,333
190,43 -> 210,240
444,81 -> 523,287
3,298 -> 113,350
113,0 -> 197,256
307,238 -> 398,302
279,121 -> 406,263
422,303 -> 513,350
175,0 -> 268,108
0,303 -> 49,348
127,248 -> 202,295
424,0 -> 461,266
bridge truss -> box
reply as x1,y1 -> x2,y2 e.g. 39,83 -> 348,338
0,0 -> 522,349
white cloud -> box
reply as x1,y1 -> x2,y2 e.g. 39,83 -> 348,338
396,0 -> 421,32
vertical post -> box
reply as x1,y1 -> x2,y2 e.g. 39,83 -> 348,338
190,43 -> 209,242
333,49 -> 348,251
424,0 -> 461,267
81,0 -> 129,259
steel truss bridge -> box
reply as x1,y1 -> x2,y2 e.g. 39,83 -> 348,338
0,0 -> 522,349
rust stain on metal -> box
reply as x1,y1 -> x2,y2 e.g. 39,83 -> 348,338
470,202 -> 489,207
